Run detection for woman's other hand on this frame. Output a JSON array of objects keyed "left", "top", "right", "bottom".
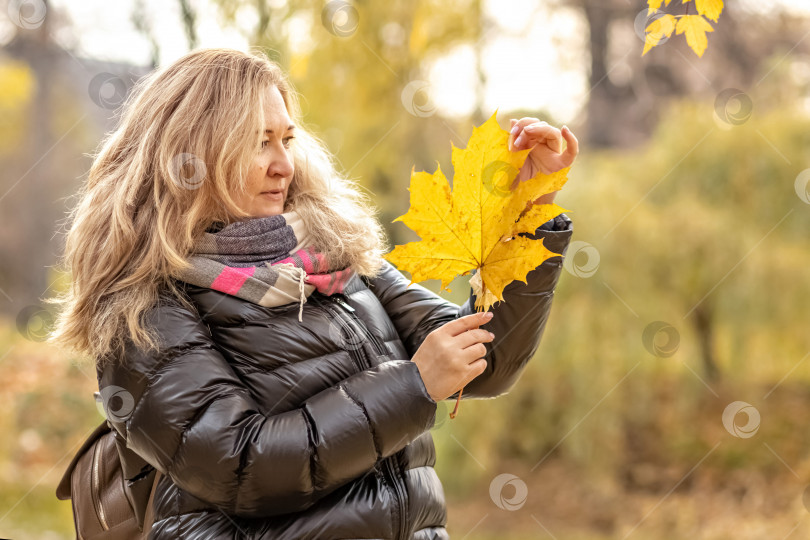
[
  {"left": 509, "top": 118, "right": 579, "bottom": 206},
  {"left": 411, "top": 311, "right": 494, "bottom": 402}
]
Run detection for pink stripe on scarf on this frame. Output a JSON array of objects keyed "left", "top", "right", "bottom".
[
  {"left": 312, "top": 251, "right": 327, "bottom": 273},
  {"left": 304, "top": 269, "right": 350, "bottom": 295},
  {"left": 328, "top": 268, "right": 348, "bottom": 295},
  {"left": 274, "top": 247, "right": 323, "bottom": 271},
  {"left": 324, "top": 269, "right": 338, "bottom": 296},
  {"left": 296, "top": 249, "right": 315, "bottom": 273},
  {"left": 305, "top": 274, "right": 333, "bottom": 294},
  {"left": 211, "top": 266, "right": 255, "bottom": 295},
  {"left": 268, "top": 247, "right": 352, "bottom": 295}
]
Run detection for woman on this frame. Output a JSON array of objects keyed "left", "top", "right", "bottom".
[{"left": 48, "top": 48, "right": 577, "bottom": 539}]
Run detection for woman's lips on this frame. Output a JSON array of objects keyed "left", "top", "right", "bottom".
[{"left": 261, "top": 190, "right": 283, "bottom": 200}]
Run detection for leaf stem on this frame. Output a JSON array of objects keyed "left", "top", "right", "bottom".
[{"left": 450, "top": 388, "right": 463, "bottom": 418}]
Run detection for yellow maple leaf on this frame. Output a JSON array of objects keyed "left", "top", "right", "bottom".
[
  {"left": 694, "top": 0, "right": 723, "bottom": 22},
  {"left": 646, "top": 0, "right": 673, "bottom": 15},
  {"left": 384, "top": 110, "right": 571, "bottom": 312},
  {"left": 643, "top": 14, "right": 677, "bottom": 56},
  {"left": 676, "top": 14, "right": 714, "bottom": 57}
]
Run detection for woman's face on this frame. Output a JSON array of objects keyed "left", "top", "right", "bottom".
[{"left": 236, "top": 85, "right": 296, "bottom": 218}]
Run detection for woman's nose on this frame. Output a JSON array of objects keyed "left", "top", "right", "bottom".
[{"left": 268, "top": 149, "right": 294, "bottom": 179}]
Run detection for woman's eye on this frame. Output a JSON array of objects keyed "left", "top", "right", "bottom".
[{"left": 260, "top": 137, "right": 294, "bottom": 150}]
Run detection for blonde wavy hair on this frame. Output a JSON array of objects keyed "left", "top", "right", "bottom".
[{"left": 45, "top": 47, "right": 388, "bottom": 368}]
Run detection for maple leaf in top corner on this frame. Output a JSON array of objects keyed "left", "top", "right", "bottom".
[
  {"left": 384, "top": 110, "right": 571, "bottom": 312},
  {"left": 694, "top": 0, "right": 724, "bottom": 23},
  {"left": 676, "top": 14, "right": 714, "bottom": 57},
  {"left": 647, "top": 0, "right": 674, "bottom": 15},
  {"left": 643, "top": 14, "right": 677, "bottom": 56}
]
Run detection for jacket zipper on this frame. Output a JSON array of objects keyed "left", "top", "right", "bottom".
[
  {"left": 331, "top": 295, "right": 389, "bottom": 357},
  {"left": 382, "top": 454, "right": 409, "bottom": 540},
  {"left": 90, "top": 439, "right": 110, "bottom": 530},
  {"left": 319, "top": 293, "right": 409, "bottom": 540},
  {"left": 323, "top": 302, "right": 366, "bottom": 372}
]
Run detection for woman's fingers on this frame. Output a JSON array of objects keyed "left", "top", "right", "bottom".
[
  {"left": 510, "top": 118, "right": 563, "bottom": 153},
  {"left": 561, "top": 125, "right": 579, "bottom": 166},
  {"left": 510, "top": 118, "right": 543, "bottom": 151},
  {"left": 524, "top": 124, "right": 563, "bottom": 153},
  {"left": 454, "top": 328, "right": 495, "bottom": 350},
  {"left": 508, "top": 118, "right": 520, "bottom": 151},
  {"left": 462, "top": 357, "right": 488, "bottom": 388},
  {"left": 507, "top": 117, "right": 579, "bottom": 176},
  {"left": 510, "top": 117, "right": 541, "bottom": 134},
  {"left": 439, "top": 311, "right": 493, "bottom": 337}
]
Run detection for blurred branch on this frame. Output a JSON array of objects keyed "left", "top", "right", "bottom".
[
  {"left": 178, "top": 0, "right": 199, "bottom": 49},
  {"left": 131, "top": 0, "right": 160, "bottom": 68},
  {"left": 255, "top": 0, "right": 270, "bottom": 43},
  {"left": 472, "top": 0, "right": 486, "bottom": 125}
]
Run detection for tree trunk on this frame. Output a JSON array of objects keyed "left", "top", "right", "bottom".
[{"left": 692, "top": 302, "right": 720, "bottom": 382}]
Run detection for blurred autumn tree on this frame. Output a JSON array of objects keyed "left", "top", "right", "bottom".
[
  {"left": 0, "top": 1, "right": 88, "bottom": 310},
  {"left": 552, "top": 0, "right": 810, "bottom": 147},
  {"left": 0, "top": 0, "right": 149, "bottom": 315}
]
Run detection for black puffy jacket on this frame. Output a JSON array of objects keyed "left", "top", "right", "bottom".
[{"left": 96, "top": 214, "right": 572, "bottom": 539}]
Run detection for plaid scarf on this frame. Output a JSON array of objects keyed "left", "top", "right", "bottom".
[{"left": 175, "top": 210, "right": 355, "bottom": 322}]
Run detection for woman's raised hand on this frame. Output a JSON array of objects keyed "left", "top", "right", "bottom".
[
  {"left": 411, "top": 311, "right": 494, "bottom": 402},
  {"left": 509, "top": 117, "right": 579, "bottom": 206}
]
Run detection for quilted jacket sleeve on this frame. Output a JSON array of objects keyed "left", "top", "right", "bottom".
[
  {"left": 369, "top": 213, "right": 573, "bottom": 399},
  {"left": 97, "top": 295, "right": 437, "bottom": 519}
]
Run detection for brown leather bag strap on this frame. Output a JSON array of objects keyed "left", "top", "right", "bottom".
[{"left": 142, "top": 470, "right": 163, "bottom": 535}]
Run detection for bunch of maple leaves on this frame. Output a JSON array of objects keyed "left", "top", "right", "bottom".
[
  {"left": 384, "top": 111, "right": 571, "bottom": 417},
  {"left": 643, "top": 0, "right": 724, "bottom": 57}
]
